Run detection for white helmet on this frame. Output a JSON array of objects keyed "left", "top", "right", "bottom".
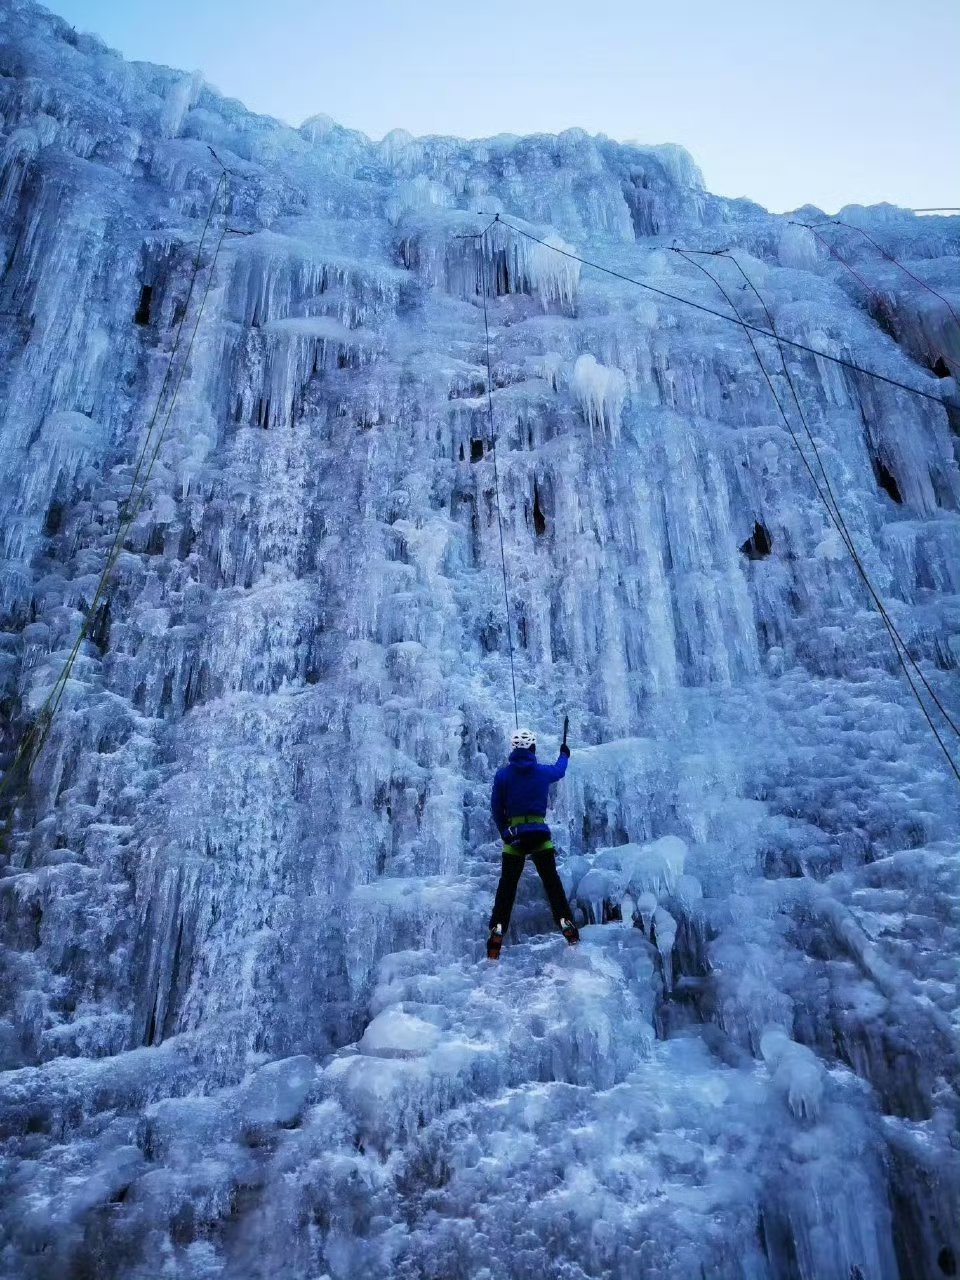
[{"left": 510, "top": 727, "right": 536, "bottom": 750}]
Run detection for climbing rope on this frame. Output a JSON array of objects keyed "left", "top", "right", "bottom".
[
  {"left": 670, "top": 246, "right": 960, "bottom": 786},
  {"left": 801, "top": 218, "right": 960, "bottom": 335},
  {"left": 792, "top": 221, "right": 889, "bottom": 317},
  {"left": 495, "top": 216, "right": 947, "bottom": 407},
  {"left": 477, "top": 223, "right": 520, "bottom": 729},
  {"left": 701, "top": 245, "right": 960, "bottom": 742},
  {"left": 0, "top": 154, "right": 231, "bottom": 810},
  {"left": 3, "top": 184, "right": 954, "bottom": 797},
  {"left": 471, "top": 213, "right": 960, "bottom": 782}
]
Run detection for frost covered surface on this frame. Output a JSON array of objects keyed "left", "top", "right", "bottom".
[{"left": 1, "top": 2, "right": 960, "bottom": 1277}]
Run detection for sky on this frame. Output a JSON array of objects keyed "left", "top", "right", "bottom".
[{"left": 43, "top": 0, "right": 959, "bottom": 214}]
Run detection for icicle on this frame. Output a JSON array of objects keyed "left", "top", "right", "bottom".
[
  {"left": 636, "top": 891, "right": 658, "bottom": 935},
  {"left": 652, "top": 906, "right": 677, "bottom": 989},
  {"left": 572, "top": 354, "right": 627, "bottom": 441},
  {"left": 760, "top": 1026, "right": 825, "bottom": 1122},
  {"left": 158, "top": 71, "right": 202, "bottom": 140}
]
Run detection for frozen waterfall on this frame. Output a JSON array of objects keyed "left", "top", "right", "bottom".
[{"left": 0, "top": 3, "right": 959, "bottom": 1278}]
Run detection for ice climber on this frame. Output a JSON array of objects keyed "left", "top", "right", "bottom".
[{"left": 487, "top": 727, "right": 579, "bottom": 960}]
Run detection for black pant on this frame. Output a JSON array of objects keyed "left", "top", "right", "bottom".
[{"left": 489, "top": 844, "right": 573, "bottom": 931}]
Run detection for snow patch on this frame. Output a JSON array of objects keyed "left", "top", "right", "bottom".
[{"left": 359, "top": 1007, "right": 442, "bottom": 1058}]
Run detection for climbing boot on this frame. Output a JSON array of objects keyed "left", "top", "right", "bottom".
[
  {"left": 561, "top": 918, "right": 580, "bottom": 946},
  {"left": 487, "top": 924, "right": 503, "bottom": 961}
]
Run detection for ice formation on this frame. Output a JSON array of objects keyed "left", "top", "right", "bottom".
[
  {"left": 1, "top": 2, "right": 959, "bottom": 1277},
  {"left": 572, "top": 353, "right": 628, "bottom": 441}
]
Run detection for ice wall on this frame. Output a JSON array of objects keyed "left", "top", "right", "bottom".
[{"left": 1, "top": 3, "right": 959, "bottom": 1278}]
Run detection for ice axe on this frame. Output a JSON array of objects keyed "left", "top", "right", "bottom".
[{"left": 562, "top": 715, "right": 569, "bottom": 749}]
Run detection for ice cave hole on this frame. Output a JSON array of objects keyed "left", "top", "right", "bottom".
[
  {"left": 931, "top": 355, "right": 952, "bottom": 379},
  {"left": 870, "top": 299, "right": 899, "bottom": 344},
  {"left": 939, "top": 1245, "right": 957, "bottom": 1276},
  {"left": 532, "top": 482, "right": 547, "bottom": 536},
  {"left": 134, "top": 284, "right": 153, "bottom": 326},
  {"left": 872, "top": 456, "right": 903, "bottom": 504},
  {"left": 470, "top": 439, "right": 484, "bottom": 463},
  {"left": 89, "top": 598, "right": 111, "bottom": 652},
  {"left": 492, "top": 249, "right": 513, "bottom": 297},
  {"left": 43, "top": 499, "right": 64, "bottom": 537},
  {"left": 740, "top": 521, "right": 772, "bottom": 559}
]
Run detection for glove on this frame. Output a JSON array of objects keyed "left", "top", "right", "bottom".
[
  {"left": 560, "top": 743, "right": 571, "bottom": 758},
  {"left": 501, "top": 827, "right": 516, "bottom": 843}
]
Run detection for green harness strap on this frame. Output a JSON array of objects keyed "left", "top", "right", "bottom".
[
  {"left": 502, "top": 815, "right": 553, "bottom": 856},
  {"left": 504, "top": 824, "right": 555, "bottom": 855},
  {"left": 503, "top": 838, "right": 554, "bottom": 855}
]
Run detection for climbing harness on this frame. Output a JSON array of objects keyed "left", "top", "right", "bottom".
[
  {"left": 503, "top": 835, "right": 554, "bottom": 855},
  {"left": 0, "top": 150, "right": 231, "bottom": 809},
  {"left": 502, "top": 813, "right": 554, "bottom": 856},
  {"left": 670, "top": 245, "right": 960, "bottom": 786}
]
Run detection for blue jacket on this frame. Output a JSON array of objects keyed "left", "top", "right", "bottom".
[{"left": 491, "top": 747, "right": 568, "bottom": 840}]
